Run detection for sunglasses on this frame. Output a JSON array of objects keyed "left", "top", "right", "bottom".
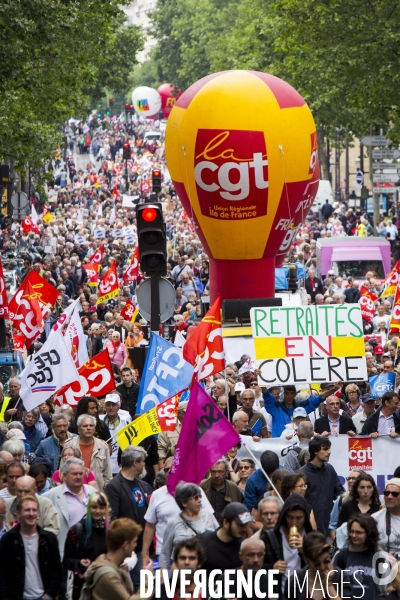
[
  {"left": 250, "top": 382, "right": 258, "bottom": 387},
  {"left": 384, "top": 491, "right": 400, "bottom": 498},
  {"left": 346, "top": 477, "right": 358, "bottom": 482}
]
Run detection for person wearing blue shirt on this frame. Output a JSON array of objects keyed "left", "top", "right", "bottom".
[{"left": 256, "top": 377, "right": 339, "bottom": 438}]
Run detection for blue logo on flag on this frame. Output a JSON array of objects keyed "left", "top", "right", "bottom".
[
  {"left": 369, "top": 373, "right": 395, "bottom": 398},
  {"left": 136, "top": 334, "right": 194, "bottom": 414}
]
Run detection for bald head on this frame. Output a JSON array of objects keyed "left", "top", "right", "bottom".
[
  {"left": 0, "top": 451, "right": 13, "bottom": 464},
  {"left": 16, "top": 475, "right": 37, "bottom": 498}
]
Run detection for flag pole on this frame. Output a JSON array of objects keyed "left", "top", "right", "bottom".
[
  {"left": 241, "top": 441, "right": 283, "bottom": 502},
  {"left": 224, "top": 368, "right": 231, "bottom": 422}
]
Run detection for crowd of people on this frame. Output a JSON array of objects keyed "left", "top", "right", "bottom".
[{"left": 1, "top": 113, "right": 400, "bottom": 599}]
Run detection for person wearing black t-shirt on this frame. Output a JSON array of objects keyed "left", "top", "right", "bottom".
[
  {"left": 116, "top": 368, "right": 140, "bottom": 417},
  {"left": 196, "top": 502, "right": 254, "bottom": 574}
]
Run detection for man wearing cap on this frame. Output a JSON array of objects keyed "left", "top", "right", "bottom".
[
  {"left": 100, "top": 394, "right": 131, "bottom": 476},
  {"left": 352, "top": 394, "right": 378, "bottom": 434},
  {"left": 157, "top": 401, "right": 187, "bottom": 469},
  {"left": 280, "top": 406, "right": 308, "bottom": 440},
  {"left": 314, "top": 395, "right": 356, "bottom": 436},
  {"left": 361, "top": 391, "right": 400, "bottom": 437},
  {"left": 195, "top": 502, "right": 253, "bottom": 574},
  {"left": 373, "top": 478, "right": 400, "bottom": 555}
]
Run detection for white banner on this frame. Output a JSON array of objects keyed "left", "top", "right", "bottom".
[
  {"left": 63, "top": 302, "right": 89, "bottom": 368},
  {"left": 237, "top": 436, "right": 400, "bottom": 494},
  {"left": 93, "top": 229, "right": 105, "bottom": 239},
  {"left": 20, "top": 329, "right": 80, "bottom": 412}
]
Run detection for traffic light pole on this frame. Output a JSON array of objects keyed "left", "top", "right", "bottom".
[
  {"left": 125, "top": 159, "right": 129, "bottom": 192},
  {"left": 150, "top": 275, "right": 160, "bottom": 333}
]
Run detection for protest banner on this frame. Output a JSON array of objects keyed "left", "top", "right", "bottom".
[
  {"left": 237, "top": 436, "right": 400, "bottom": 494},
  {"left": 88, "top": 245, "right": 104, "bottom": 265},
  {"left": 117, "top": 395, "right": 178, "bottom": 451},
  {"left": 369, "top": 373, "right": 396, "bottom": 397},
  {"left": 83, "top": 263, "right": 99, "bottom": 287},
  {"left": 251, "top": 305, "right": 367, "bottom": 385},
  {"left": 359, "top": 286, "right": 377, "bottom": 323},
  {"left": 120, "top": 299, "right": 139, "bottom": 323},
  {"left": 136, "top": 334, "right": 194, "bottom": 414},
  {"left": 97, "top": 262, "right": 119, "bottom": 304}
]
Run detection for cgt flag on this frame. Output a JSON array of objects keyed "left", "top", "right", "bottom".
[
  {"left": 55, "top": 349, "right": 115, "bottom": 406},
  {"left": 88, "top": 244, "right": 105, "bottom": 265},
  {"left": 123, "top": 248, "right": 140, "bottom": 283},
  {"left": 20, "top": 328, "right": 80, "bottom": 412},
  {"left": 359, "top": 285, "right": 378, "bottom": 323},
  {"left": 83, "top": 262, "right": 99, "bottom": 287},
  {"left": 9, "top": 271, "right": 59, "bottom": 348},
  {"left": 136, "top": 334, "right": 193, "bottom": 414},
  {"left": 117, "top": 395, "right": 178, "bottom": 451},
  {"left": 369, "top": 372, "right": 396, "bottom": 398},
  {"left": 390, "top": 286, "right": 400, "bottom": 329},
  {"left": 97, "top": 261, "right": 119, "bottom": 304},
  {"left": 381, "top": 261, "right": 400, "bottom": 298},
  {"left": 183, "top": 296, "right": 225, "bottom": 380},
  {"left": 167, "top": 381, "right": 240, "bottom": 495},
  {"left": 43, "top": 207, "right": 54, "bottom": 224},
  {"left": 120, "top": 299, "right": 139, "bottom": 323}
]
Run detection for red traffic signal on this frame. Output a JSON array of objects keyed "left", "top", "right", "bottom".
[
  {"left": 123, "top": 142, "right": 131, "bottom": 160},
  {"left": 142, "top": 207, "right": 157, "bottom": 222},
  {"left": 152, "top": 170, "right": 161, "bottom": 177}
]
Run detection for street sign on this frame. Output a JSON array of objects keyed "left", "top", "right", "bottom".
[
  {"left": 136, "top": 277, "right": 175, "bottom": 322},
  {"left": 356, "top": 171, "right": 363, "bottom": 185},
  {"left": 373, "top": 163, "right": 400, "bottom": 170},
  {"left": 372, "top": 174, "right": 399, "bottom": 183},
  {"left": 373, "top": 149, "right": 400, "bottom": 159},
  {"left": 10, "top": 192, "right": 28, "bottom": 209},
  {"left": 372, "top": 187, "right": 397, "bottom": 194},
  {"left": 360, "top": 135, "right": 389, "bottom": 146}
]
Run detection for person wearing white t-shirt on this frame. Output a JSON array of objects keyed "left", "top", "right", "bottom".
[
  {"left": 373, "top": 478, "right": 400, "bottom": 556},
  {"left": 141, "top": 456, "right": 214, "bottom": 569},
  {"left": 99, "top": 393, "right": 130, "bottom": 475}
]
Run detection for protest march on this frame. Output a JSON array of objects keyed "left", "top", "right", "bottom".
[{"left": 1, "top": 112, "right": 400, "bottom": 600}]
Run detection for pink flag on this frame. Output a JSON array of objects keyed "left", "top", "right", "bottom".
[{"left": 167, "top": 381, "right": 240, "bottom": 494}]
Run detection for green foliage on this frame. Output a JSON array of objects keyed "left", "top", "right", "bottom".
[
  {"left": 131, "top": 49, "right": 164, "bottom": 90},
  {"left": 0, "top": 0, "right": 143, "bottom": 171}
]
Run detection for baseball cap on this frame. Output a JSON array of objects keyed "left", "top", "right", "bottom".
[
  {"left": 221, "top": 502, "right": 255, "bottom": 525},
  {"left": 361, "top": 393, "right": 375, "bottom": 403},
  {"left": 374, "top": 345, "right": 384, "bottom": 355},
  {"left": 235, "top": 382, "right": 246, "bottom": 392},
  {"left": 105, "top": 394, "right": 121, "bottom": 404},
  {"left": 386, "top": 478, "right": 400, "bottom": 490},
  {"left": 293, "top": 407, "right": 308, "bottom": 418}
]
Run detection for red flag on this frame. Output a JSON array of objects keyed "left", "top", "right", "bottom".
[
  {"left": 12, "top": 334, "right": 26, "bottom": 351},
  {"left": 123, "top": 248, "right": 139, "bottom": 283},
  {"left": 183, "top": 296, "right": 225, "bottom": 380},
  {"left": 55, "top": 349, "right": 115, "bottom": 406},
  {"left": 83, "top": 262, "right": 99, "bottom": 286},
  {"left": 390, "top": 286, "right": 400, "bottom": 329},
  {"left": 22, "top": 218, "right": 40, "bottom": 235},
  {"left": 88, "top": 245, "right": 104, "bottom": 265},
  {"left": 0, "top": 258, "right": 10, "bottom": 318},
  {"left": 167, "top": 381, "right": 240, "bottom": 495},
  {"left": 97, "top": 262, "right": 119, "bottom": 304},
  {"left": 381, "top": 261, "right": 400, "bottom": 298},
  {"left": 9, "top": 271, "right": 59, "bottom": 348},
  {"left": 120, "top": 299, "right": 139, "bottom": 322},
  {"left": 358, "top": 285, "right": 378, "bottom": 323}
]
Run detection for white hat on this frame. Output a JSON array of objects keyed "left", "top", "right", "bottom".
[
  {"left": 7, "top": 429, "right": 26, "bottom": 441},
  {"left": 105, "top": 394, "right": 121, "bottom": 404},
  {"left": 235, "top": 382, "right": 246, "bottom": 392}
]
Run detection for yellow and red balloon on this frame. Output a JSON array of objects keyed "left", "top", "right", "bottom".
[{"left": 165, "top": 70, "right": 319, "bottom": 302}]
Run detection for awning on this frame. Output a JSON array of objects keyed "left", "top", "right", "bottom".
[{"left": 331, "top": 247, "right": 382, "bottom": 262}]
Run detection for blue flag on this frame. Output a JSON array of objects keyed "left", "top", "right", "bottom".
[
  {"left": 369, "top": 373, "right": 396, "bottom": 398},
  {"left": 136, "top": 334, "right": 194, "bottom": 414}
]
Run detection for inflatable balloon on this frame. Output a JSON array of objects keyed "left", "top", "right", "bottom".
[
  {"left": 157, "top": 83, "right": 181, "bottom": 118},
  {"left": 132, "top": 86, "right": 162, "bottom": 118},
  {"left": 165, "top": 70, "right": 319, "bottom": 302}
]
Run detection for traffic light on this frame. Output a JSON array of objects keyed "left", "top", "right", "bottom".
[
  {"left": 152, "top": 169, "right": 162, "bottom": 194},
  {"left": 123, "top": 142, "right": 131, "bottom": 161},
  {"left": 97, "top": 112, "right": 102, "bottom": 119},
  {"left": 109, "top": 97, "right": 114, "bottom": 108},
  {"left": 125, "top": 104, "right": 135, "bottom": 114},
  {"left": 136, "top": 203, "right": 167, "bottom": 276}
]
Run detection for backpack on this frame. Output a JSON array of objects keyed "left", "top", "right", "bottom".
[{"left": 78, "top": 566, "right": 121, "bottom": 600}]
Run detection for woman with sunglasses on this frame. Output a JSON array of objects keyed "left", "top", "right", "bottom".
[
  {"left": 333, "top": 514, "right": 380, "bottom": 600},
  {"left": 63, "top": 491, "right": 110, "bottom": 599},
  {"left": 236, "top": 458, "right": 256, "bottom": 492},
  {"left": 286, "top": 531, "right": 352, "bottom": 600},
  {"left": 337, "top": 473, "right": 381, "bottom": 528},
  {"left": 373, "top": 479, "right": 400, "bottom": 556},
  {"left": 248, "top": 379, "right": 264, "bottom": 411}
]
